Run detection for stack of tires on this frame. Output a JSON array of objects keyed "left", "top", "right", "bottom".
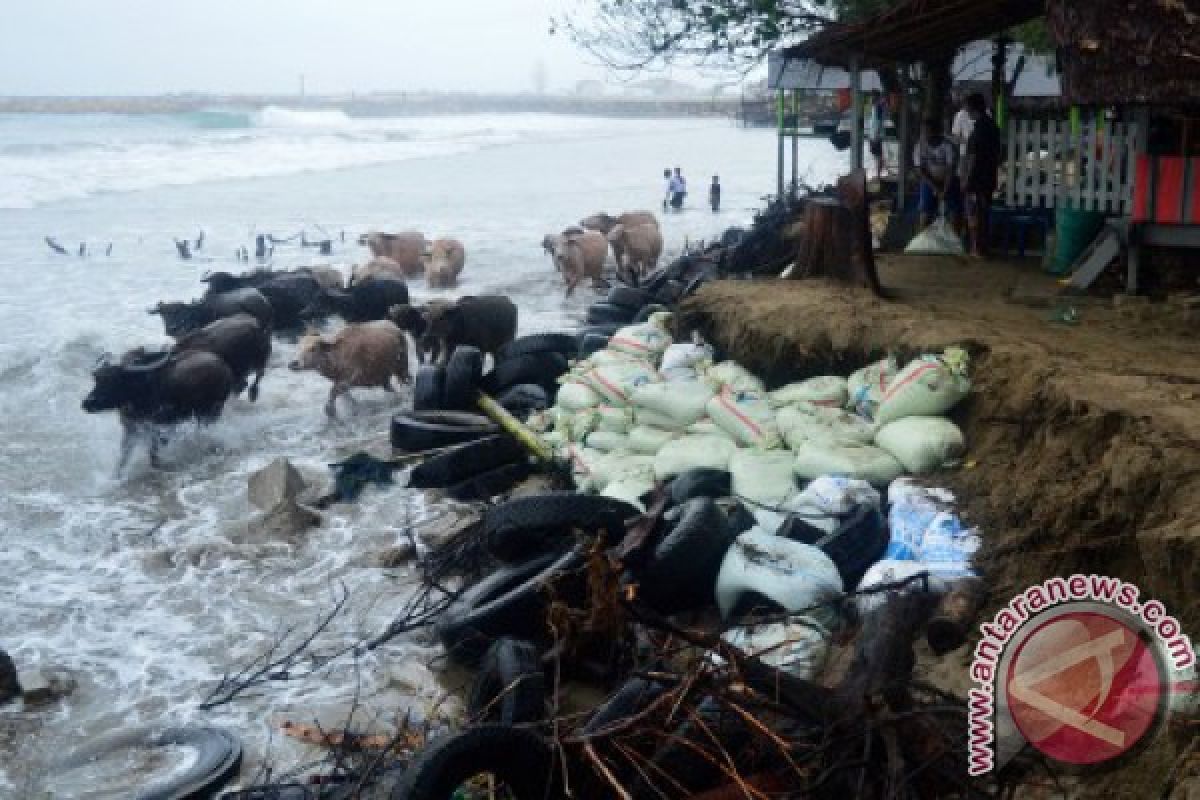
[{"left": 582, "top": 286, "right": 668, "bottom": 338}]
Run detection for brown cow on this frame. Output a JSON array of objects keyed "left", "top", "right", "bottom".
[
  {"left": 289, "top": 321, "right": 410, "bottom": 417},
  {"left": 552, "top": 230, "right": 608, "bottom": 296},
  {"left": 608, "top": 222, "right": 663, "bottom": 283},
  {"left": 361, "top": 231, "right": 427, "bottom": 278},
  {"left": 424, "top": 238, "right": 466, "bottom": 289}
]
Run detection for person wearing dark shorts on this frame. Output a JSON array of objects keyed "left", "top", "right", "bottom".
[
  {"left": 963, "top": 93, "right": 1002, "bottom": 258},
  {"left": 914, "top": 118, "right": 961, "bottom": 230}
]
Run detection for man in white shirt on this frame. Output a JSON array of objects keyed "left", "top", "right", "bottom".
[
  {"left": 668, "top": 167, "right": 687, "bottom": 210},
  {"left": 951, "top": 94, "right": 975, "bottom": 181},
  {"left": 914, "top": 117, "right": 961, "bottom": 229}
]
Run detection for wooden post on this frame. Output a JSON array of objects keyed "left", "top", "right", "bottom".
[
  {"left": 791, "top": 91, "right": 800, "bottom": 195},
  {"left": 897, "top": 66, "right": 911, "bottom": 212},
  {"left": 850, "top": 56, "right": 864, "bottom": 173},
  {"left": 777, "top": 91, "right": 786, "bottom": 198}
]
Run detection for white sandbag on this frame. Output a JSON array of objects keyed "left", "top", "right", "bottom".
[
  {"left": 705, "top": 361, "right": 766, "bottom": 394},
  {"left": 631, "top": 381, "right": 715, "bottom": 427},
  {"left": 661, "top": 366, "right": 701, "bottom": 383},
  {"left": 541, "top": 430, "right": 566, "bottom": 449},
  {"left": 688, "top": 418, "right": 723, "bottom": 437},
  {"left": 601, "top": 471, "right": 656, "bottom": 512},
  {"left": 561, "top": 445, "right": 616, "bottom": 491},
  {"left": 557, "top": 380, "right": 602, "bottom": 412},
  {"left": 581, "top": 360, "right": 661, "bottom": 406},
  {"left": 769, "top": 376, "right": 848, "bottom": 410},
  {"left": 584, "top": 431, "right": 630, "bottom": 453},
  {"left": 653, "top": 434, "right": 737, "bottom": 481},
  {"left": 647, "top": 311, "right": 673, "bottom": 329},
  {"left": 874, "top": 348, "right": 970, "bottom": 425},
  {"left": 918, "top": 511, "right": 980, "bottom": 580},
  {"left": 526, "top": 410, "right": 553, "bottom": 433},
  {"left": 579, "top": 348, "right": 643, "bottom": 368},
  {"left": 856, "top": 560, "right": 932, "bottom": 614},
  {"left": 660, "top": 339, "right": 714, "bottom": 374},
  {"left": 628, "top": 425, "right": 678, "bottom": 455},
  {"left": 778, "top": 403, "right": 876, "bottom": 449},
  {"left": 793, "top": 442, "right": 905, "bottom": 486},
  {"left": 634, "top": 407, "right": 689, "bottom": 431},
  {"left": 847, "top": 356, "right": 899, "bottom": 419},
  {"left": 885, "top": 479, "right": 955, "bottom": 560},
  {"left": 730, "top": 449, "right": 797, "bottom": 508},
  {"left": 754, "top": 475, "right": 881, "bottom": 536},
  {"left": 707, "top": 389, "right": 782, "bottom": 449},
  {"left": 721, "top": 617, "right": 831, "bottom": 680},
  {"left": 875, "top": 416, "right": 966, "bottom": 474},
  {"left": 608, "top": 322, "right": 673, "bottom": 362}
]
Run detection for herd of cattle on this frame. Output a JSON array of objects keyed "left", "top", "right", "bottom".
[{"left": 81, "top": 209, "right": 657, "bottom": 473}]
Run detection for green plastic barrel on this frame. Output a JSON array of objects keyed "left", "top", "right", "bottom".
[{"left": 1052, "top": 208, "right": 1106, "bottom": 275}]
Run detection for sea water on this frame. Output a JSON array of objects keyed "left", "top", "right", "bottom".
[{"left": 0, "top": 107, "right": 844, "bottom": 794}]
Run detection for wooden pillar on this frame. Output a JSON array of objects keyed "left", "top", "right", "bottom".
[
  {"left": 1128, "top": 105, "right": 1152, "bottom": 294},
  {"left": 791, "top": 91, "right": 800, "bottom": 196},
  {"left": 897, "top": 66, "right": 911, "bottom": 212},
  {"left": 777, "top": 90, "right": 786, "bottom": 197},
  {"left": 850, "top": 56, "right": 864, "bottom": 173}
]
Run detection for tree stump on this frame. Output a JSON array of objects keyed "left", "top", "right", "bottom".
[{"left": 790, "top": 169, "right": 883, "bottom": 296}]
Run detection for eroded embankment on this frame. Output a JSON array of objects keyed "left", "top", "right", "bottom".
[{"left": 679, "top": 280, "right": 1200, "bottom": 636}]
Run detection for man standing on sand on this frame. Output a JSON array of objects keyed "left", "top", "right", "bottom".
[
  {"left": 963, "top": 93, "right": 1002, "bottom": 258},
  {"left": 914, "top": 118, "right": 960, "bottom": 230}
]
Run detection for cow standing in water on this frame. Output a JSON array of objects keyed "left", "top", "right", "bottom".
[{"left": 289, "top": 321, "right": 411, "bottom": 417}]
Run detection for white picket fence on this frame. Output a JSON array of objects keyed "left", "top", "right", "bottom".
[{"left": 1004, "top": 117, "right": 1141, "bottom": 214}]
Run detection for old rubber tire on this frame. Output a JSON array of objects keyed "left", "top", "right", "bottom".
[
  {"left": 638, "top": 498, "right": 734, "bottom": 614},
  {"left": 586, "top": 302, "right": 636, "bottom": 326},
  {"left": 607, "top": 286, "right": 653, "bottom": 311},
  {"left": 413, "top": 365, "right": 446, "bottom": 412},
  {"left": 445, "top": 462, "right": 534, "bottom": 503},
  {"left": 483, "top": 351, "right": 568, "bottom": 394},
  {"left": 409, "top": 435, "right": 525, "bottom": 490},
  {"left": 391, "top": 411, "right": 496, "bottom": 452},
  {"left": 443, "top": 346, "right": 483, "bottom": 411},
  {"left": 496, "top": 333, "right": 578, "bottom": 362},
  {"left": 436, "top": 545, "right": 586, "bottom": 664},
  {"left": 633, "top": 303, "right": 669, "bottom": 324},
  {"left": 495, "top": 384, "right": 550, "bottom": 418},
  {"left": 483, "top": 493, "right": 637, "bottom": 562},
  {"left": 55, "top": 726, "right": 241, "bottom": 800},
  {"left": 668, "top": 469, "right": 732, "bottom": 506},
  {"left": 467, "top": 638, "right": 546, "bottom": 726},
  {"left": 579, "top": 323, "right": 621, "bottom": 339},
  {"left": 577, "top": 332, "right": 610, "bottom": 358},
  {"left": 581, "top": 677, "right": 669, "bottom": 735},
  {"left": 779, "top": 505, "right": 888, "bottom": 590},
  {"left": 391, "top": 726, "right": 556, "bottom": 800}
]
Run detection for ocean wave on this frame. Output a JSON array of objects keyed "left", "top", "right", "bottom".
[{"left": 252, "top": 106, "right": 355, "bottom": 129}]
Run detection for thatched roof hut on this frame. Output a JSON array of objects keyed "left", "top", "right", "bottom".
[{"left": 1047, "top": 0, "right": 1200, "bottom": 108}]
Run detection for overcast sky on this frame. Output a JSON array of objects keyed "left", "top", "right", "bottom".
[{"left": 0, "top": 0, "right": 731, "bottom": 95}]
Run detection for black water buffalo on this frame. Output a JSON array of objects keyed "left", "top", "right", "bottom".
[
  {"left": 390, "top": 295, "right": 516, "bottom": 365},
  {"left": 203, "top": 270, "right": 321, "bottom": 330},
  {"left": 151, "top": 288, "right": 274, "bottom": 338},
  {"left": 171, "top": 313, "right": 271, "bottom": 401},
  {"left": 301, "top": 276, "right": 410, "bottom": 323},
  {"left": 83, "top": 350, "right": 234, "bottom": 474}
]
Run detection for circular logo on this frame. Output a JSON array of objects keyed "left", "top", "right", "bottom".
[{"left": 1004, "top": 605, "right": 1168, "bottom": 767}]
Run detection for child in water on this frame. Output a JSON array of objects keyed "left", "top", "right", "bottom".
[{"left": 709, "top": 176, "right": 721, "bottom": 212}]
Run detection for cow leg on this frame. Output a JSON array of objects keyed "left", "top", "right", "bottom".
[
  {"left": 248, "top": 367, "right": 264, "bottom": 403},
  {"left": 115, "top": 429, "right": 137, "bottom": 478},
  {"left": 325, "top": 384, "right": 342, "bottom": 417},
  {"left": 149, "top": 431, "right": 165, "bottom": 469}
]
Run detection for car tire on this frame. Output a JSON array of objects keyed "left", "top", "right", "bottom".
[
  {"left": 496, "top": 333, "right": 578, "bottom": 362},
  {"left": 413, "top": 365, "right": 446, "bottom": 412},
  {"left": 638, "top": 498, "right": 733, "bottom": 614},
  {"left": 391, "top": 411, "right": 497, "bottom": 452},
  {"left": 55, "top": 726, "right": 241, "bottom": 800},
  {"left": 607, "top": 286, "right": 653, "bottom": 311},
  {"left": 668, "top": 469, "right": 732, "bottom": 506},
  {"left": 391, "top": 726, "right": 556, "bottom": 800},
  {"left": 495, "top": 384, "right": 550, "bottom": 418},
  {"left": 445, "top": 462, "right": 534, "bottom": 503},
  {"left": 467, "top": 638, "right": 546, "bottom": 726},
  {"left": 443, "top": 346, "right": 484, "bottom": 411},
  {"left": 483, "top": 493, "right": 637, "bottom": 562},
  {"left": 586, "top": 302, "right": 636, "bottom": 327},
  {"left": 409, "top": 435, "right": 526, "bottom": 490},
  {"left": 483, "top": 351, "right": 568, "bottom": 394},
  {"left": 779, "top": 505, "right": 888, "bottom": 590},
  {"left": 577, "top": 332, "right": 610, "bottom": 358}
]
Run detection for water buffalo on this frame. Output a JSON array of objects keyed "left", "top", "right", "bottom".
[
  {"left": 203, "top": 270, "right": 320, "bottom": 330},
  {"left": 391, "top": 295, "right": 516, "bottom": 366},
  {"left": 151, "top": 288, "right": 274, "bottom": 338},
  {"left": 301, "top": 277, "right": 410, "bottom": 324},
  {"left": 289, "top": 321, "right": 410, "bottom": 417},
  {"left": 423, "top": 238, "right": 466, "bottom": 289},
  {"left": 360, "top": 231, "right": 427, "bottom": 278},
  {"left": 83, "top": 350, "right": 235, "bottom": 474},
  {"left": 580, "top": 210, "right": 659, "bottom": 235},
  {"left": 171, "top": 313, "right": 271, "bottom": 402}
]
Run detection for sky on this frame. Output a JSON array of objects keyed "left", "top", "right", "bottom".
[{"left": 0, "top": 0, "right": 729, "bottom": 96}]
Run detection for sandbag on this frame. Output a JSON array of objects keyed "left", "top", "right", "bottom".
[
  {"left": 874, "top": 348, "right": 970, "bottom": 425},
  {"left": 754, "top": 475, "right": 880, "bottom": 536},
  {"left": 578, "top": 349, "right": 642, "bottom": 368},
  {"left": 847, "top": 357, "right": 898, "bottom": 419},
  {"left": 688, "top": 418, "right": 724, "bottom": 437},
  {"left": 705, "top": 361, "right": 766, "bottom": 394},
  {"left": 777, "top": 403, "right": 876, "bottom": 449},
  {"left": 874, "top": 416, "right": 965, "bottom": 474},
  {"left": 660, "top": 339, "right": 714, "bottom": 377},
  {"left": 557, "top": 380, "right": 602, "bottom": 412},
  {"left": 647, "top": 311, "right": 673, "bottom": 329},
  {"left": 631, "top": 381, "right": 714, "bottom": 428},
  {"left": 561, "top": 445, "right": 615, "bottom": 491},
  {"left": 855, "top": 560, "right": 932, "bottom": 614},
  {"left": 634, "top": 407, "right": 689, "bottom": 431},
  {"left": 584, "top": 431, "right": 630, "bottom": 453},
  {"left": 541, "top": 430, "right": 566, "bottom": 449},
  {"left": 793, "top": 442, "right": 905, "bottom": 486},
  {"left": 608, "top": 322, "right": 673, "bottom": 362},
  {"left": 730, "top": 449, "right": 797, "bottom": 508},
  {"left": 601, "top": 471, "right": 656, "bottom": 512},
  {"left": 885, "top": 479, "right": 955, "bottom": 560},
  {"left": 581, "top": 360, "right": 661, "bottom": 406},
  {"left": 653, "top": 435, "right": 737, "bottom": 481},
  {"left": 769, "top": 376, "right": 848, "bottom": 410},
  {"left": 707, "top": 390, "right": 782, "bottom": 449},
  {"left": 721, "top": 617, "right": 831, "bottom": 680},
  {"left": 918, "top": 511, "right": 980, "bottom": 580},
  {"left": 628, "top": 425, "right": 678, "bottom": 455}
]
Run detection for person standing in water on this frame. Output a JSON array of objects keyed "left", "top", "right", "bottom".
[
  {"left": 709, "top": 176, "right": 721, "bottom": 212},
  {"left": 661, "top": 168, "right": 673, "bottom": 211},
  {"left": 668, "top": 167, "right": 687, "bottom": 211}
]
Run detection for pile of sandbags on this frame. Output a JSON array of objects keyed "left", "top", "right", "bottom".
[{"left": 532, "top": 324, "right": 973, "bottom": 511}]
